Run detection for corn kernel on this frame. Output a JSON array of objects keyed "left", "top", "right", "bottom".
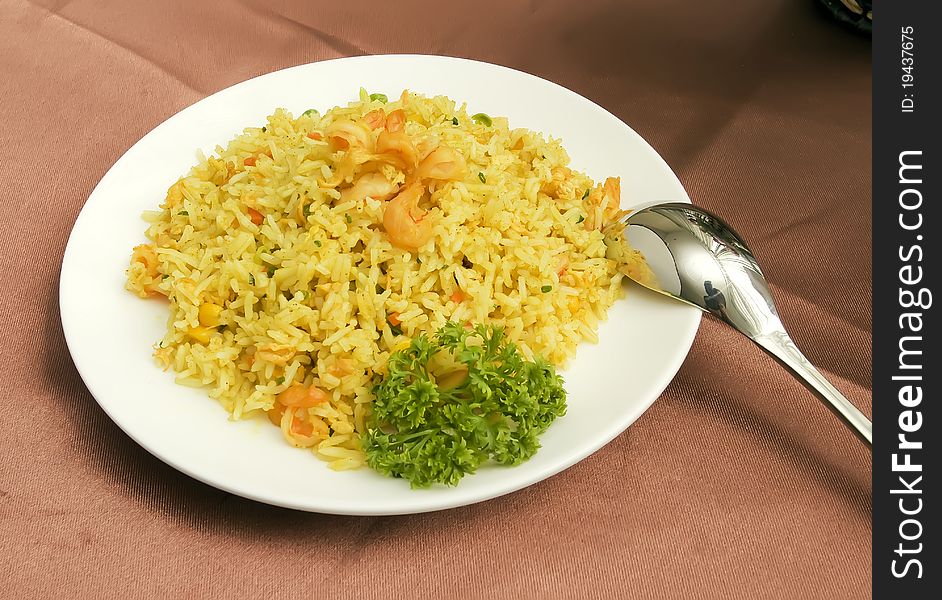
[
  {"left": 198, "top": 303, "right": 223, "bottom": 327},
  {"left": 188, "top": 326, "right": 213, "bottom": 344}
]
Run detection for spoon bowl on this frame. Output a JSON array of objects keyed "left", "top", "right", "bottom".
[{"left": 606, "top": 202, "right": 872, "bottom": 447}]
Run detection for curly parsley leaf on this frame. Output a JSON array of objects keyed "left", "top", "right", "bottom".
[{"left": 364, "top": 322, "right": 566, "bottom": 487}]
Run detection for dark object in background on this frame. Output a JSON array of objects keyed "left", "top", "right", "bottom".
[{"left": 816, "top": 0, "right": 872, "bottom": 35}]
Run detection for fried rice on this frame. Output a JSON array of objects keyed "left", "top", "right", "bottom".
[{"left": 125, "top": 89, "right": 642, "bottom": 470}]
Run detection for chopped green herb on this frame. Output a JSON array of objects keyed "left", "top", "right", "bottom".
[
  {"left": 301, "top": 108, "right": 318, "bottom": 118},
  {"left": 576, "top": 215, "right": 585, "bottom": 223},
  {"left": 261, "top": 126, "right": 267, "bottom": 132},
  {"left": 369, "top": 93, "right": 388, "bottom": 103},
  {"left": 452, "top": 117, "right": 459, "bottom": 125},
  {"left": 541, "top": 285, "right": 553, "bottom": 293},
  {"left": 216, "top": 325, "right": 227, "bottom": 332},
  {"left": 388, "top": 321, "right": 403, "bottom": 337},
  {"left": 364, "top": 322, "right": 566, "bottom": 488},
  {"left": 275, "top": 376, "right": 285, "bottom": 385},
  {"left": 581, "top": 189, "right": 590, "bottom": 200},
  {"left": 248, "top": 274, "right": 255, "bottom": 285},
  {"left": 162, "top": 274, "right": 170, "bottom": 280},
  {"left": 267, "top": 266, "right": 276, "bottom": 278},
  {"left": 314, "top": 239, "right": 322, "bottom": 247},
  {"left": 345, "top": 214, "right": 353, "bottom": 224},
  {"left": 471, "top": 113, "right": 492, "bottom": 126},
  {"left": 178, "top": 210, "right": 188, "bottom": 216},
  {"left": 478, "top": 172, "right": 486, "bottom": 183},
  {"left": 303, "top": 203, "right": 313, "bottom": 217}
]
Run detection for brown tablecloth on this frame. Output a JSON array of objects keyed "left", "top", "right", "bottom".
[{"left": 0, "top": 0, "right": 872, "bottom": 597}]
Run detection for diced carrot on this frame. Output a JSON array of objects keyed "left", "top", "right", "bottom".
[
  {"left": 263, "top": 150, "right": 273, "bottom": 158},
  {"left": 330, "top": 136, "right": 349, "bottom": 150},
  {"left": 385, "top": 109, "right": 406, "bottom": 133},
  {"left": 362, "top": 109, "right": 386, "bottom": 130},
  {"left": 450, "top": 290, "right": 465, "bottom": 303},
  {"left": 244, "top": 156, "right": 257, "bottom": 167},
  {"left": 307, "top": 131, "right": 322, "bottom": 140},
  {"left": 387, "top": 312, "right": 402, "bottom": 326},
  {"left": 247, "top": 207, "right": 264, "bottom": 226}
]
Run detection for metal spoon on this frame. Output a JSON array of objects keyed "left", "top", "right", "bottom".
[{"left": 603, "top": 202, "right": 872, "bottom": 447}]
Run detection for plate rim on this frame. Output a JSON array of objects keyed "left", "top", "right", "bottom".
[{"left": 59, "top": 54, "right": 701, "bottom": 515}]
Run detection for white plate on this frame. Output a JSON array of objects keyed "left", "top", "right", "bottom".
[{"left": 60, "top": 55, "right": 700, "bottom": 515}]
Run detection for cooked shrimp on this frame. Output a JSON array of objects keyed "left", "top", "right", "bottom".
[
  {"left": 362, "top": 109, "right": 386, "bottom": 130},
  {"left": 325, "top": 118, "right": 373, "bottom": 151},
  {"left": 540, "top": 166, "right": 572, "bottom": 196},
  {"left": 584, "top": 176, "right": 622, "bottom": 230},
  {"left": 280, "top": 407, "right": 329, "bottom": 447},
  {"left": 383, "top": 182, "right": 433, "bottom": 250},
  {"left": 163, "top": 180, "right": 185, "bottom": 210},
  {"left": 131, "top": 244, "right": 159, "bottom": 278},
  {"left": 340, "top": 172, "right": 399, "bottom": 203},
  {"left": 385, "top": 109, "right": 406, "bottom": 133},
  {"left": 413, "top": 134, "right": 440, "bottom": 162},
  {"left": 375, "top": 129, "right": 418, "bottom": 172},
  {"left": 415, "top": 145, "right": 467, "bottom": 181},
  {"left": 255, "top": 343, "right": 297, "bottom": 365},
  {"left": 324, "top": 146, "right": 373, "bottom": 187},
  {"left": 127, "top": 243, "right": 165, "bottom": 298}
]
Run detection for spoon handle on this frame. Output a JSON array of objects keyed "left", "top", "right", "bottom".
[{"left": 753, "top": 329, "right": 872, "bottom": 447}]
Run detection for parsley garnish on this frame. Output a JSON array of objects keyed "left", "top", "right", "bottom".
[
  {"left": 301, "top": 109, "right": 318, "bottom": 118},
  {"left": 178, "top": 210, "right": 188, "bottom": 216},
  {"left": 248, "top": 274, "right": 255, "bottom": 285},
  {"left": 369, "top": 93, "right": 388, "bottom": 103},
  {"left": 478, "top": 172, "right": 486, "bottom": 183},
  {"left": 275, "top": 376, "right": 285, "bottom": 385},
  {"left": 364, "top": 323, "right": 566, "bottom": 488},
  {"left": 541, "top": 285, "right": 552, "bottom": 293},
  {"left": 581, "top": 189, "right": 590, "bottom": 200},
  {"left": 452, "top": 117, "right": 459, "bottom": 125},
  {"left": 576, "top": 215, "right": 585, "bottom": 224}
]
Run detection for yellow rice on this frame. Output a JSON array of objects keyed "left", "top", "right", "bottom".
[{"left": 126, "top": 89, "right": 630, "bottom": 470}]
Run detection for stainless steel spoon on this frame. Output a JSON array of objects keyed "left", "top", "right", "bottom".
[{"left": 603, "top": 202, "right": 872, "bottom": 447}]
